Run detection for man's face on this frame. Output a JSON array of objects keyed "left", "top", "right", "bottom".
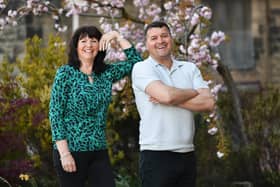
[{"left": 145, "top": 26, "right": 172, "bottom": 60}]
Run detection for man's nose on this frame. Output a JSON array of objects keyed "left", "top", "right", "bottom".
[{"left": 157, "top": 37, "right": 164, "bottom": 43}]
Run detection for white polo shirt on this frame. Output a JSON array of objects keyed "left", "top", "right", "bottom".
[{"left": 132, "top": 56, "right": 208, "bottom": 152}]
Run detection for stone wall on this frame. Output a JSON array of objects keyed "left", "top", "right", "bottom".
[
  {"left": 270, "top": 0, "right": 280, "bottom": 86},
  {"left": 0, "top": 24, "right": 26, "bottom": 62},
  {"left": 231, "top": 0, "right": 280, "bottom": 88}
]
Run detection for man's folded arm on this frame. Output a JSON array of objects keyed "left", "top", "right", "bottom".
[
  {"left": 178, "top": 88, "right": 215, "bottom": 112},
  {"left": 145, "top": 80, "right": 198, "bottom": 105}
]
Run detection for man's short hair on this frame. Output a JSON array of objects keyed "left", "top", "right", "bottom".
[{"left": 144, "top": 21, "right": 171, "bottom": 37}]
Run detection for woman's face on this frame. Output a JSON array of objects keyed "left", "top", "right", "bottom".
[{"left": 77, "top": 35, "right": 99, "bottom": 63}]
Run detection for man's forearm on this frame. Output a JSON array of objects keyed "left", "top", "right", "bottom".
[
  {"left": 165, "top": 87, "right": 199, "bottom": 105},
  {"left": 178, "top": 94, "right": 215, "bottom": 112},
  {"left": 145, "top": 80, "right": 198, "bottom": 105}
]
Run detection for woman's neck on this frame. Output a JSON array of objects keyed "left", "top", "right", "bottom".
[{"left": 80, "top": 61, "right": 93, "bottom": 75}]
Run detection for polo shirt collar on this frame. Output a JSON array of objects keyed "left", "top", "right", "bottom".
[{"left": 147, "top": 56, "right": 184, "bottom": 71}]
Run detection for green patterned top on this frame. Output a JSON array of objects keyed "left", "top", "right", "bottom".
[{"left": 49, "top": 47, "right": 142, "bottom": 151}]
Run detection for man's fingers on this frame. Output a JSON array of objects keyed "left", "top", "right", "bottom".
[{"left": 149, "top": 97, "right": 159, "bottom": 103}]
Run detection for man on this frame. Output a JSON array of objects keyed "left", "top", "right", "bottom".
[{"left": 132, "top": 21, "right": 215, "bottom": 187}]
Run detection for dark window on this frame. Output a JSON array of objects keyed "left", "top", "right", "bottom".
[{"left": 202, "top": 0, "right": 255, "bottom": 70}]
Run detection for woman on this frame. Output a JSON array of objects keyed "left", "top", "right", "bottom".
[{"left": 49, "top": 25, "right": 142, "bottom": 187}]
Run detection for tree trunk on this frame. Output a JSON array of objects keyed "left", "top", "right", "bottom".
[{"left": 217, "top": 62, "right": 249, "bottom": 149}]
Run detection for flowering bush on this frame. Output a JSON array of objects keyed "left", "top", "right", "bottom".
[{"left": 0, "top": 36, "right": 66, "bottom": 186}]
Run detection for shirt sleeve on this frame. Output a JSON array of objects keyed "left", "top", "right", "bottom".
[
  {"left": 49, "top": 66, "right": 70, "bottom": 142},
  {"left": 192, "top": 65, "right": 209, "bottom": 89},
  {"left": 132, "top": 61, "right": 160, "bottom": 92},
  {"left": 105, "top": 46, "right": 142, "bottom": 82}
]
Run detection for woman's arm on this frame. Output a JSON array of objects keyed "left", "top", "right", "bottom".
[
  {"left": 49, "top": 66, "right": 76, "bottom": 172},
  {"left": 99, "top": 31, "right": 131, "bottom": 50},
  {"left": 100, "top": 31, "right": 142, "bottom": 82},
  {"left": 56, "top": 140, "right": 76, "bottom": 173}
]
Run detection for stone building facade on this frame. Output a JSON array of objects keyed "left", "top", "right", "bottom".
[
  {"left": 1, "top": 0, "right": 280, "bottom": 89},
  {"left": 203, "top": 0, "right": 280, "bottom": 89}
]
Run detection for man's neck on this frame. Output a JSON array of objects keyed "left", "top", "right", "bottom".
[{"left": 151, "top": 55, "right": 173, "bottom": 69}]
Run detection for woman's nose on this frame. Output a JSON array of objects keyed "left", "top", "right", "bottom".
[{"left": 85, "top": 41, "right": 93, "bottom": 47}]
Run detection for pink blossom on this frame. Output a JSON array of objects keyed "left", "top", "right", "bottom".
[
  {"left": 209, "top": 111, "right": 216, "bottom": 118},
  {"left": 58, "top": 8, "right": 64, "bottom": 14},
  {"left": 208, "top": 127, "right": 218, "bottom": 135},
  {"left": 135, "top": 42, "right": 146, "bottom": 53},
  {"left": 217, "top": 151, "right": 224, "bottom": 158},
  {"left": 210, "top": 31, "right": 226, "bottom": 47},
  {"left": 211, "top": 84, "right": 222, "bottom": 95},
  {"left": 214, "top": 52, "right": 221, "bottom": 60},
  {"left": 179, "top": 45, "right": 187, "bottom": 54},
  {"left": 100, "top": 22, "right": 113, "bottom": 33},
  {"left": 185, "top": 8, "right": 193, "bottom": 20},
  {"left": 211, "top": 59, "right": 218, "bottom": 70},
  {"left": 164, "top": 2, "right": 173, "bottom": 10},
  {"left": 200, "top": 6, "right": 212, "bottom": 20},
  {"left": 190, "top": 13, "right": 199, "bottom": 26},
  {"left": 0, "top": 4, "right": 6, "bottom": 9},
  {"left": 133, "top": 0, "right": 150, "bottom": 7},
  {"left": 8, "top": 10, "right": 17, "bottom": 17},
  {"left": 146, "top": 4, "right": 161, "bottom": 17},
  {"left": 110, "top": 0, "right": 125, "bottom": 8},
  {"left": 52, "top": 15, "right": 59, "bottom": 20}
]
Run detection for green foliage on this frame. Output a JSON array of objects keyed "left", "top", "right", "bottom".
[
  {"left": 194, "top": 88, "right": 280, "bottom": 187},
  {"left": 107, "top": 79, "right": 140, "bottom": 183},
  {"left": 0, "top": 35, "right": 66, "bottom": 186},
  {"left": 15, "top": 35, "right": 66, "bottom": 185},
  {"left": 243, "top": 87, "right": 280, "bottom": 186}
]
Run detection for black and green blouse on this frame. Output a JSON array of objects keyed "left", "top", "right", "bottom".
[{"left": 49, "top": 47, "right": 142, "bottom": 152}]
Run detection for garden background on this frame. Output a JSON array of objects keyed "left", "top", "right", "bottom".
[{"left": 0, "top": 0, "right": 280, "bottom": 186}]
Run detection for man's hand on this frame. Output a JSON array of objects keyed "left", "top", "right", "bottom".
[{"left": 149, "top": 96, "right": 160, "bottom": 104}]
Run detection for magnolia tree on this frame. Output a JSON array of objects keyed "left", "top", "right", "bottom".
[{"left": 0, "top": 0, "right": 249, "bottom": 158}]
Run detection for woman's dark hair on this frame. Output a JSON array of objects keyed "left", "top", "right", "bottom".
[{"left": 68, "top": 25, "right": 107, "bottom": 74}]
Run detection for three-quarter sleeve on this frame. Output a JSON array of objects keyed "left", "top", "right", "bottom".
[
  {"left": 49, "top": 66, "right": 70, "bottom": 142},
  {"left": 106, "top": 47, "right": 142, "bottom": 82}
]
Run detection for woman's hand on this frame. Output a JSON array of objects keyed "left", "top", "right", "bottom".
[
  {"left": 99, "top": 31, "right": 121, "bottom": 51},
  {"left": 99, "top": 31, "right": 131, "bottom": 51},
  {"left": 56, "top": 140, "right": 76, "bottom": 173},
  {"left": 60, "top": 152, "right": 77, "bottom": 173}
]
